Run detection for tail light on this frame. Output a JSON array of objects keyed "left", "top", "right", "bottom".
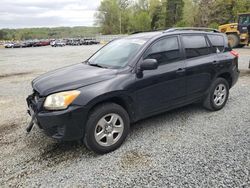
[
  {"left": 230, "top": 50, "right": 239, "bottom": 68},
  {"left": 230, "top": 50, "right": 239, "bottom": 58}
]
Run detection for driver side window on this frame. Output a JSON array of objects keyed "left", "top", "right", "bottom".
[{"left": 144, "top": 37, "right": 181, "bottom": 65}]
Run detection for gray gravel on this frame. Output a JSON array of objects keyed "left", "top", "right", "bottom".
[{"left": 0, "top": 45, "right": 249, "bottom": 187}]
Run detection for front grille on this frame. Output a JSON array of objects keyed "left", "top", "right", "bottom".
[{"left": 27, "top": 90, "right": 45, "bottom": 112}]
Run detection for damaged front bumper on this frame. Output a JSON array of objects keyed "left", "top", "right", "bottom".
[{"left": 26, "top": 91, "right": 87, "bottom": 141}]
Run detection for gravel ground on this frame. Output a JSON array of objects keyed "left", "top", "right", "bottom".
[{"left": 0, "top": 45, "right": 249, "bottom": 187}]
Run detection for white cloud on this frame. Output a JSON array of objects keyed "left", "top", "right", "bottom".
[{"left": 0, "top": 0, "right": 101, "bottom": 28}]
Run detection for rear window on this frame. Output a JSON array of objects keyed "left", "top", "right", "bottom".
[
  {"left": 207, "top": 35, "right": 225, "bottom": 53},
  {"left": 182, "top": 35, "right": 210, "bottom": 59}
]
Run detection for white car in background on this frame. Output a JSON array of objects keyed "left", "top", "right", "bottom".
[
  {"left": 4, "top": 43, "right": 14, "bottom": 48},
  {"left": 50, "top": 40, "right": 66, "bottom": 47}
]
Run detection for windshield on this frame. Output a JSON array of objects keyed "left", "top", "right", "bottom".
[
  {"left": 88, "top": 38, "right": 146, "bottom": 68},
  {"left": 239, "top": 15, "right": 250, "bottom": 25}
]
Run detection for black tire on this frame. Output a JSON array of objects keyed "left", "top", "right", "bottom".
[
  {"left": 237, "top": 44, "right": 245, "bottom": 48},
  {"left": 84, "top": 103, "right": 130, "bottom": 154},
  {"left": 203, "top": 78, "right": 229, "bottom": 111},
  {"left": 227, "top": 34, "right": 239, "bottom": 48}
]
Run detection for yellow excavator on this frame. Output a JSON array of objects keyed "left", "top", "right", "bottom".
[{"left": 219, "top": 13, "right": 250, "bottom": 48}]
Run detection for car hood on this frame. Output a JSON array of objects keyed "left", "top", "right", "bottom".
[{"left": 32, "top": 63, "right": 117, "bottom": 96}]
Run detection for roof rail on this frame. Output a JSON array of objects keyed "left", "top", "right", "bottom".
[
  {"left": 130, "top": 29, "right": 163, "bottom": 35},
  {"left": 164, "top": 27, "right": 220, "bottom": 33}
]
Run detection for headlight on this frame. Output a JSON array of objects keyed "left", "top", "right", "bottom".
[{"left": 44, "top": 90, "right": 80, "bottom": 110}]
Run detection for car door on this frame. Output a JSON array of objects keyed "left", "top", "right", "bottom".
[
  {"left": 207, "top": 34, "right": 233, "bottom": 71},
  {"left": 181, "top": 34, "right": 217, "bottom": 101},
  {"left": 134, "top": 36, "right": 187, "bottom": 118}
]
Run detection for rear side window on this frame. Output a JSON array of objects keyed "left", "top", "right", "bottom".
[
  {"left": 207, "top": 34, "right": 225, "bottom": 53},
  {"left": 182, "top": 35, "right": 210, "bottom": 59},
  {"left": 144, "top": 37, "right": 181, "bottom": 64}
]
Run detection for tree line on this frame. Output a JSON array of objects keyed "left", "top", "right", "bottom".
[
  {"left": 1, "top": 0, "right": 249, "bottom": 40},
  {"left": 0, "top": 26, "right": 98, "bottom": 41},
  {"left": 95, "top": 0, "right": 250, "bottom": 34}
]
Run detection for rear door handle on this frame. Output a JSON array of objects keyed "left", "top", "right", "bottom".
[{"left": 176, "top": 68, "right": 186, "bottom": 74}]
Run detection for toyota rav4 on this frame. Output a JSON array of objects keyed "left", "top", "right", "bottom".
[{"left": 26, "top": 28, "right": 240, "bottom": 154}]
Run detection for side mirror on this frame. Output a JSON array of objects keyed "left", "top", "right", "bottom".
[{"left": 140, "top": 59, "right": 158, "bottom": 71}]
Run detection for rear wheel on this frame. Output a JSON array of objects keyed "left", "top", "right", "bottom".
[
  {"left": 227, "top": 34, "right": 240, "bottom": 48},
  {"left": 84, "top": 103, "right": 130, "bottom": 154},
  {"left": 237, "top": 44, "right": 245, "bottom": 48},
  {"left": 203, "top": 78, "right": 229, "bottom": 111}
]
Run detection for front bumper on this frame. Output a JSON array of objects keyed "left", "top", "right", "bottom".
[{"left": 26, "top": 93, "right": 88, "bottom": 141}]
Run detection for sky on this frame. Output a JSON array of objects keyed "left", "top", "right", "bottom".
[{"left": 0, "top": 0, "right": 101, "bottom": 29}]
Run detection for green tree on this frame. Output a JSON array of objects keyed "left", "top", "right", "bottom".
[
  {"left": 128, "top": 11, "right": 151, "bottom": 32},
  {"left": 181, "top": 0, "right": 198, "bottom": 26},
  {"left": 149, "top": 0, "right": 164, "bottom": 29},
  {"left": 234, "top": 0, "right": 250, "bottom": 15},
  {"left": 210, "top": 0, "right": 236, "bottom": 25},
  {"left": 95, "top": 0, "right": 121, "bottom": 34},
  {"left": 165, "top": 0, "right": 184, "bottom": 27}
]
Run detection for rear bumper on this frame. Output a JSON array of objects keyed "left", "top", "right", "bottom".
[{"left": 231, "top": 66, "right": 240, "bottom": 87}]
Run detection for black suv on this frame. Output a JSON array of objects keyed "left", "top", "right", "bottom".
[{"left": 26, "top": 28, "right": 239, "bottom": 154}]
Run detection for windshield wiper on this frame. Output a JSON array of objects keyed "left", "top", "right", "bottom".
[{"left": 88, "top": 63, "right": 108, "bottom": 69}]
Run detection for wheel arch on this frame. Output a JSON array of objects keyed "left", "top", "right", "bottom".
[
  {"left": 86, "top": 93, "right": 137, "bottom": 123},
  {"left": 217, "top": 72, "right": 232, "bottom": 88}
]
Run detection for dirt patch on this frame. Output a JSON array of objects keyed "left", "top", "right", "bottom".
[
  {"left": 17, "top": 141, "right": 85, "bottom": 168},
  {"left": 120, "top": 150, "right": 151, "bottom": 170},
  {"left": 0, "top": 122, "right": 19, "bottom": 137},
  {"left": 2, "top": 142, "right": 89, "bottom": 185},
  {"left": 0, "top": 72, "right": 33, "bottom": 79},
  {"left": 160, "top": 132, "right": 178, "bottom": 142},
  {"left": 39, "top": 142, "right": 85, "bottom": 167}
]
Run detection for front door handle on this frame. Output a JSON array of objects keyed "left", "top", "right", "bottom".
[{"left": 176, "top": 68, "right": 186, "bottom": 74}]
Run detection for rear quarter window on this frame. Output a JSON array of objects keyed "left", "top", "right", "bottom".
[{"left": 207, "top": 34, "right": 225, "bottom": 53}]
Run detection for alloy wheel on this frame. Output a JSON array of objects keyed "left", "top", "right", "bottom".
[
  {"left": 213, "top": 83, "right": 227, "bottom": 106},
  {"left": 94, "top": 113, "right": 124, "bottom": 147}
]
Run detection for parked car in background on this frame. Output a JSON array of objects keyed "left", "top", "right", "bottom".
[
  {"left": 39, "top": 40, "right": 50, "bottom": 46},
  {"left": 4, "top": 43, "right": 14, "bottom": 48},
  {"left": 5, "top": 42, "right": 22, "bottom": 48},
  {"left": 21, "top": 41, "right": 34, "bottom": 48},
  {"left": 12, "top": 43, "right": 22, "bottom": 48},
  {"left": 83, "top": 39, "right": 97, "bottom": 45},
  {"left": 33, "top": 40, "right": 50, "bottom": 47},
  {"left": 66, "top": 38, "right": 100, "bottom": 46},
  {"left": 50, "top": 40, "right": 66, "bottom": 47},
  {"left": 26, "top": 28, "right": 239, "bottom": 154}
]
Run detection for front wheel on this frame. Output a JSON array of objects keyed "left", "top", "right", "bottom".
[
  {"left": 84, "top": 103, "right": 130, "bottom": 154},
  {"left": 203, "top": 78, "right": 229, "bottom": 111}
]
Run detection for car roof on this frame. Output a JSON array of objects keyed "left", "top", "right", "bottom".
[{"left": 125, "top": 29, "right": 224, "bottom": 41}]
